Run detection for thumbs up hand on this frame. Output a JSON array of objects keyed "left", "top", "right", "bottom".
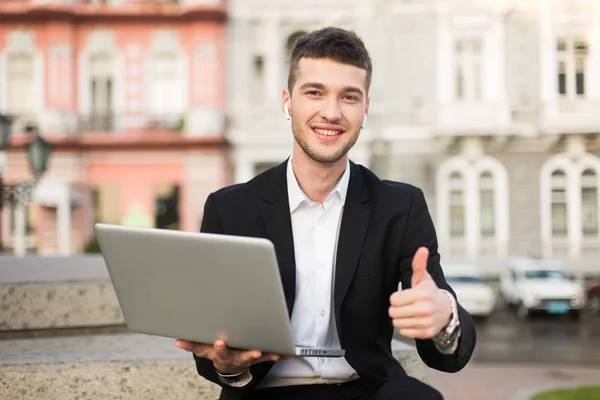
[{"left": 388, "top": 247, "right": 453, "bottom": 339}]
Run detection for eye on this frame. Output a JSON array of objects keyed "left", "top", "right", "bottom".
[
  {"left": 343, "top": 95, "right": 359, "bottom": 101},
  {"left": 306, "top": 90, "right": 322, "bottom": 96}
]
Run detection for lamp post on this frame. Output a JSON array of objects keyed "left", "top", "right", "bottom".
[
  {"left": 25, "top": 124, "right": 52, "bottom": 178},
  {"left": 0, "top": 114, "right": 14, "bottom": 253},
  {"left": 0, "top": 118, "right": 52, "bottom": 254}
]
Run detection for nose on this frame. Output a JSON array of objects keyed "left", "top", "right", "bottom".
[{"left": 319, "top": 97, "right": 342, "bottom": 123}]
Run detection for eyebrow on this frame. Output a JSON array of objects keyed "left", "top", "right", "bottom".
[{"left": 299, "top": 82, "right": 364, "bottom": 97}]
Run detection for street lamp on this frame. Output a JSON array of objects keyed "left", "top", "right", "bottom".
[
  {"left": 0, "top": 118, "right": 52, "bottom": 253},
  {"left": 0, "top": 114, "right": 14, "bottom": 253},
  {"left": 25, "top": 124, "right": 52, "bottom": 178},
  {"left": 0, "top": 115, "right": 11, "bottom": 150}
]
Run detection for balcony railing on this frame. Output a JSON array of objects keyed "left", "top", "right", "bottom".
[
  {"left": 78, "top": 114, "right": 115, "bottom": 132},
  {"left": 76, "top": 113, "right": 186, "bottom": 133}
]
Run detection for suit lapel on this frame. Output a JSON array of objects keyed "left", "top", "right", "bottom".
[
  {"left": 260, "top": 161, "right": 296, "bottom": 318},
  {"left": 334, "top": 163, "right": 371, "bottom": 337}
]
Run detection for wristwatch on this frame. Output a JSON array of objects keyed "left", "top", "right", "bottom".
[
  {"left": 215, "top": 368, "right": 253, "bottom": 388},
  {"left": 433, "top": 289, "right": 461, "bottom": 353}
]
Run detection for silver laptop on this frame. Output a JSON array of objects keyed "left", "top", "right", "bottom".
[{"left": 94, "top": 223, "right": 345, "bottom": 358}]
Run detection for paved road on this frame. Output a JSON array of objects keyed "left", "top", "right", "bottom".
[
  {"left": 394, "top": 306, "right": 600, "bottom": 366},
  {"left": 470, "top": 307, "right": 600, "bottom": 366},
  {"left": 428, "top": 362, "right": 600, "bottom": 400}
]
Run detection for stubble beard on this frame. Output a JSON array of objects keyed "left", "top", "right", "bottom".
[{"left": 291, "top": 117, "right": 360, "bottom": 164}]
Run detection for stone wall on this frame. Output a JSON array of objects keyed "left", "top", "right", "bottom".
[{"left": 0, "top": 256, "right": 429, "bottom": 399}]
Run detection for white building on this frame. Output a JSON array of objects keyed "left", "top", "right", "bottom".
[{"left": 227, "top": 0, "right": 600, "bottom": 275}]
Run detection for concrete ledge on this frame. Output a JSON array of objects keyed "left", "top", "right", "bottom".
[
  {"left": 0, "top": 280, "right": 124, "bottom": 330},
  {"left": 0, "top": 360, "right": 221, "bottom": 400},
  {"left": 0, "top": 256, "right": 123, "bottom": 330},
  {"left": 0, "top": 334, "right": 427, "bottom": 399}
]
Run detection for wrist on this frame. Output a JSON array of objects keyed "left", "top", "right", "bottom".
[
  {"left": 215, "top": 366, "right": 253, "bottom": 388},
  {"left": 214, "top": 365, "right": 246, "bottom": 376}
]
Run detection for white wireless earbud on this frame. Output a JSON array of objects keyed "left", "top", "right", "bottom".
[
  {"left": 362, "top": 114, "right": 368, "bottom": 129},
  {"left": 284, "top": 101, "right": 291, "bottom": 120}
]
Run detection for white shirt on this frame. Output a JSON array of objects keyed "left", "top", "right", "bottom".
[{"left": 257, "top": 157, "right": 359, "bottom": 388}]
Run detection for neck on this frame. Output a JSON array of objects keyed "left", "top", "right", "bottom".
[{"left": 291, "top": 144, "right": 348, "bottom": 204}]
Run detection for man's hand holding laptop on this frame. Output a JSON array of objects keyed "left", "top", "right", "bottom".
[{"left": 175, "top": 338, "right": 291, "bottom": 375}]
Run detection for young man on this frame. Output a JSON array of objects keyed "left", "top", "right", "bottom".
[{"left": 176, "top": 27, "right": 476, "bottom": 400}]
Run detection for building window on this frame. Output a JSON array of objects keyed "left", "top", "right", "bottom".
[
  {"left": 556, "top": 38, "right": 588, "bottom": 98},
  {"left": 7, "top": 53, "right": 35, "bottom": 117},
  {"left": 251, "top": 55, "right": 265, "bottom": 103},
  {"left": 558, "top": 61, "right": 567, "bottom": 95},
  {"left": 149, "top": 52, "right": 184, "bottom": 118},
  {"left": 582, "top": 169, "right": 598, "bottom": 237},
  {"left": 449, "top": 172, "right": 465, "bottom": 238},
  {"left": 480, "top": 171, "right": 495, "bottom": 237},
  {"left": 454, "top": 38, "right": 482, "bottom": 101},
  {"left": 89, "top": 53, "right": 114, "bottom": 130},
  {"left": 92, "top": 183, "right": 120, "bottom": 224},
  {"left": 551, "top": 170, "right": 568, "bottom": 237},
  {"left": 285, "top": 31, "right": 306, "bottom": 64}
]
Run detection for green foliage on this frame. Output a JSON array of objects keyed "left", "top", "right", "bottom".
[
  {"left": 83, "top": 236, "right": 101, "bottom": 253},
  {"left": 532, "top": 386, "right": 600, "bottom": 400}
]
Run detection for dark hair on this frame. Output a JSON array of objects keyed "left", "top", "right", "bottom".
[{"left": 287, "top": 27, "right": 373, "bottom": 93}]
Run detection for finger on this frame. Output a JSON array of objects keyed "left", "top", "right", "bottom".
[
  {"left": 389, "top": 302, "right": 434, "bottom": 319},
  {"left": 392, "top": 317, "right": 433, "bottom": 330},
  {"left": 175, "top": 339, "right": 195, "bottom": 351},
  {"left": 389, "top": 288, "right": 423, "bottom": 307},
  {"left": 411, "top": 247, "right": 431, "bottom": 286},
  {"left": 213, "top": 339, "right": 232, "bottom": 363},
  {"left": 398, "top": 327, "right": 438, "bottom": 339},
  {"left": 237, "top": 350, "right": 263, "bottom": 365},
  {"left": 176, "top": 340, "right": 212, "bottom": 356},
  {"left": 254, "top": 353, "right": 285, "bottom": 364}
]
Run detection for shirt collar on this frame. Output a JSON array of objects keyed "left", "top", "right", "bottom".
[{"left": 286, "top": 156, "right": 351, "bottom": 213}]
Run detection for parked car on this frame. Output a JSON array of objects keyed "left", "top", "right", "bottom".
[
  {"left": 587, "top": 280, "right": 600, "bottom": 316},
  {"left": 499, "top": 258, "right": 585, "bottom": 320},
  {"left": 444, "top": 264, "right": 496, "bottom": 319}
]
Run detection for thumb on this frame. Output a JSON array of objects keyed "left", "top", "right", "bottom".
[{"left": 411, "top": 247, "right": 431, "bottom": 286}]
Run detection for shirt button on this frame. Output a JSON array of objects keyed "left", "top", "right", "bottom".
[{"left": 320, "top": 310, "right": 326, "bottom": 317}]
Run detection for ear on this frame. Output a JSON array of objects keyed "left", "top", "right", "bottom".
[
  {"left": 362, "top": 97, "right": 370, "bottom": 129},
  {"left": 282, "top": 89, "right": 291, "bottom": 115}
]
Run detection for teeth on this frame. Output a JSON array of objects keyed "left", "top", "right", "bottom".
[{"left": 314, "top": 128, "right": 340, "bottom": 136}]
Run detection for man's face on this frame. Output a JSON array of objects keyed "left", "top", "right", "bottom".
[{"left": 283, "top": 58, "right": 369, "bottom": 164}]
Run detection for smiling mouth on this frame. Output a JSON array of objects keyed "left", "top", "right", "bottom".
[{"left": 312, "top": 128, "right": 344, "bottom": 136}]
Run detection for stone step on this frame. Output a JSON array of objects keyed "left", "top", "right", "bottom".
[
  {"left": 0, "top": 256, "right": 122, "bottom": 331},
  {"left": 0, "top": 332, "right": 426, "bottom": 400}
]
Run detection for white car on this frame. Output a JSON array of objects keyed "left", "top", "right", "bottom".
[
  {"left": 444, "top": 264, "right": 496, "bottom": 319},
  {"left": 499, "top": 258, "right": 585, "bottom": 320}
]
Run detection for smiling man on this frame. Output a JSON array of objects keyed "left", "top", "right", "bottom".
[{"left": 176, "top": 27, "right": 476, "bottom": 400}]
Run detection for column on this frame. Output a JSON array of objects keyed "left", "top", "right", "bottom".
[
  {"left": 57, "top": 190, "right": 71, "bottom": 256},
  {"left": 487, "top": 13, "right": 509, "bottom": 126},
  {"left": 234, "top": 160, "right": 255, "bottom": 184},
  {"left": 567, "top": 164, "right": 582, "bottom": 259},
  {"left": 465, "top": 169, "right": 479, "bottom": 261},
  {"left": 539, "top": 3, "right": 555, "bottom": 103},
  {"left": 231, "top": 19, "right": 252, "bottom": 112},
  {"left": 14, "top": 204, "right": 26, "bottom": 257},
  {"left": 436, "top": 10, "right": 452, "bottom": 104},
  {"left": 435, "top": 169, "right": 450, "bottom": 259},
  {"left": 495, "top": 168, "right": 510, "bottom": 259},
  {"left": 264, "top": 17, "right": 282, "bottom": 106}
]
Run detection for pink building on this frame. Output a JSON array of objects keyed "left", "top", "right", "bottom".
[{"left": 0, "top": 1, "right": 230, "bottom": 256}]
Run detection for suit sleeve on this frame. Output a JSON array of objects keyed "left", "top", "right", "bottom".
[
  {"left": 192, "top": 193, "right": 275, "bottom": 393},
  {"left": 397, "top": 188, "right": 477, "bottom": 373}
]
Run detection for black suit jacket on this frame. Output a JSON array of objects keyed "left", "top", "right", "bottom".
[{"left": 193, "top": 160, "right": 476, "bottom": 400}]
